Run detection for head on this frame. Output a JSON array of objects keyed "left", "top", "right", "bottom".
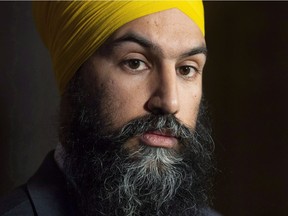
[{"left": 33, "top": 2, "right": 215, "bottom": 216}]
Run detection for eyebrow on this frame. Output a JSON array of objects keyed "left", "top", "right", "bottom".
[
  {"left": 180, "top": 46, "right": 208, "bottom": 58},
  {"left": 110, "top": 32, "right": 208, "bottom": 58},
  {"left": 111, "top": 32, "right": 161, "bottom": 53}
]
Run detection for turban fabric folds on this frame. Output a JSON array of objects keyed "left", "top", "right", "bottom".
[{"left": 32, "top": 1, "right": 205, "bottom": 94}]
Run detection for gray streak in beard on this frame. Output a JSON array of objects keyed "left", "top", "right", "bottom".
[{"left": 102, "top": 146, "right": 186, "bottom": 216}]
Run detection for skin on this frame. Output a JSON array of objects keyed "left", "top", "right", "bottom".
[{"left": 81, "top": 8, "right": 207, "bottom": 150}]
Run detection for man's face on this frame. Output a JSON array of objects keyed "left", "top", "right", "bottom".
[
  {"left": 82, "top": 8, "right": 206, "bottom": 151},
  {"left": 61, "top": 8, "right": 213, "bottom": 216}
]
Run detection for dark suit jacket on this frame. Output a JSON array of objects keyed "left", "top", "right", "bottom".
[
  {"left": 0, "top": 151, "right": 221, "bottom": 216},
  {"left": 0, "top": 151, "right": 76, "bottom": 216}
]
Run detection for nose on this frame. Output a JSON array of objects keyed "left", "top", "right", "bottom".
[{"left": 146, "top": 66, "right": 179, "bottom": 115}]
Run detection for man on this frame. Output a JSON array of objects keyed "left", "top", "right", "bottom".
[{"left": 0, "top": 1, "right": 219, "bottom": 216}]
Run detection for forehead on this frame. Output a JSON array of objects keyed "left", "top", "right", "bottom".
[{"left": 108, "top": 8, "right": 205, "bottom": 54}]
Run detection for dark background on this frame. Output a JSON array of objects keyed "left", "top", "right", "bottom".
[{"left": 0, "top": 2, "right": 287, "bottom": 215}]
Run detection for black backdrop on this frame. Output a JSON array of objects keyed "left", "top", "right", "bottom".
[{"left": 0, "top": 2, "right": 287, "bottom": 216}]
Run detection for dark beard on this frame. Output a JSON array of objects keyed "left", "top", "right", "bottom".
[{"left": 59, "top": 72, "right": 215, "bottom": 216}]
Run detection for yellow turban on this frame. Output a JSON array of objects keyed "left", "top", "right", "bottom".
[{"left": 32, "top": 1, "right": 205, "bottom": 94}]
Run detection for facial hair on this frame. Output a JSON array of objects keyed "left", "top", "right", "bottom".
[{"left": 59, "top": 72, "right": 215, "bottom": 216}]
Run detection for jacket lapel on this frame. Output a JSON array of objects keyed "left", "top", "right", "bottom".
[{"left": 26, "top": 151, "right": 76, "bottom": 216}]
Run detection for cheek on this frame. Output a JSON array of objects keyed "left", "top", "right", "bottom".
[
  {"left": 100, "top": 78, "right": 146, "bottom": 130},
  {"left": 177, "top": 84, "right": 202, "bottom": 128}
]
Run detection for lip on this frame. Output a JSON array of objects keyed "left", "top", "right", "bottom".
[{"left": 140, "top": 131, "right": 178, "bottom": 149}]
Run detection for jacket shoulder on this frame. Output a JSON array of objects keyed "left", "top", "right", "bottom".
[{"left": 0, "top": 185, "right": 35, "bottom": 216}]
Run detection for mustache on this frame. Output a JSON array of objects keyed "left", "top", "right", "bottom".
[{"left": 104, "top": 114, "right": 195, "bottom": 145}]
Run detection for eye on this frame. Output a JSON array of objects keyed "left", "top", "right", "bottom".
[
  {"left": 178, "top": 65, "right": 198, "bottom": 78},
  {"left": 122, "top": 59, "right": 148, "bottom": 72}
]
